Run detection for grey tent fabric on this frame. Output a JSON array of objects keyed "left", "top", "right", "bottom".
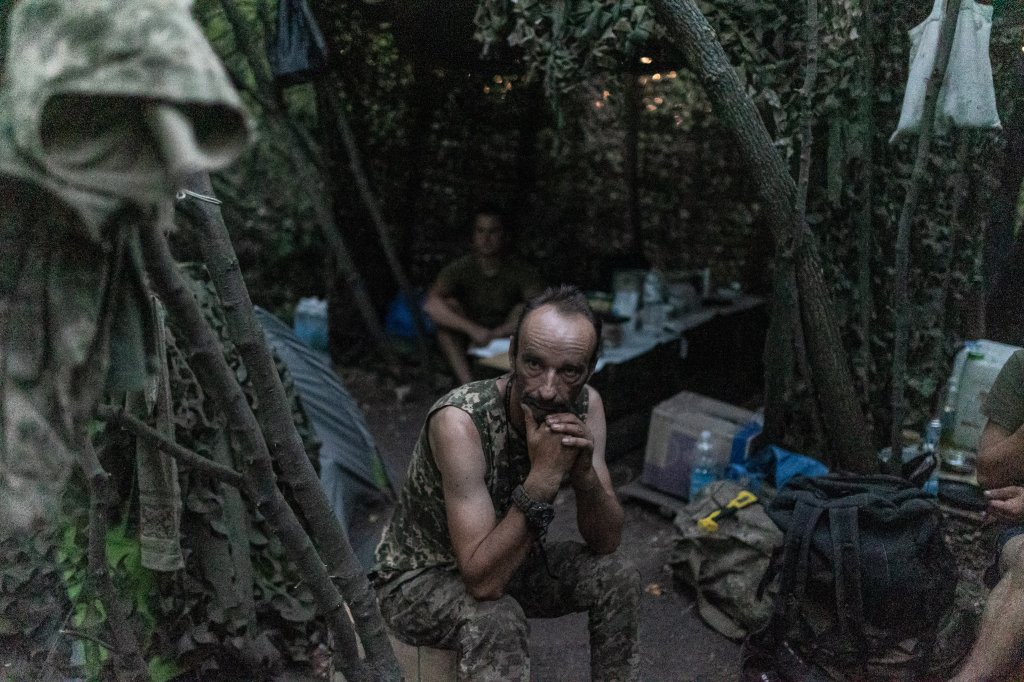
[{"left": 254, "top": 307, "right": 395, "bottom": 567}]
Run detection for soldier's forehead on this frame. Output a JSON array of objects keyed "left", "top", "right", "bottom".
[{"left": 520, "top": 307, "right": 595, "bottom": 358}]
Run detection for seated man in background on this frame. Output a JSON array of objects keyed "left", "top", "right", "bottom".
[
  {"left": 372, "top": 286, "right": 641, "bottom": 681},
  {"left": 423, "top": 207, "right": 541, "bottom": 385},
  {"left": 952, "top": 349, "right": 1024, "bottom": 681}
]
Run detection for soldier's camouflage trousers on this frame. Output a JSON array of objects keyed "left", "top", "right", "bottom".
[{"left": 376, "top": 541, "right": 641, "bottom": 682}]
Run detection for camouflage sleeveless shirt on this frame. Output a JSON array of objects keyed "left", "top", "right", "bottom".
[{"left": 372, "top": 376, "right": 589, "bottom": 586}]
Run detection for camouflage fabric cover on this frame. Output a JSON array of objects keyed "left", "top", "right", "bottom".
[
  {"left": 3, "top": 0, "right": 249, "bottom": 204},
  {"left": 0, "top": 0, "right": 249, "bottom": 530},
  {"left": 669, "top": 480, "right": 783, "bottom": 640},
  {"left": 152, "top": 265, "right": 324, "bottom": 672},
  {"left": 372, "top": 376, "right": 588, "bottom": 585}
]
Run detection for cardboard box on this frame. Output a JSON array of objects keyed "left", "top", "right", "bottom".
[{"left": 641, "top": 391, "right": 757, "bottom": 500}]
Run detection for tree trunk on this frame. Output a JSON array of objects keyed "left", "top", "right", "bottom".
[
  {"left": 853, "top": 0, "right": 877, "bottom": 405},
  {"left": 927, "top": 133, "right": 970, "bottom": 405},
  {"left": 888, "top": 0, "right": 962, "bottom": 458},
  {"left": 139, "top": 207, "right": 382, "bottom": 682},
  {"left": 648, "top": 0, "right": 874, "bottom": 470},
  {"left": 760, "top": 0, "right": 818, "bottom": 452},
  {"left": 321, "top": 86, "right": 433, "bottom": 368},
  {"left": 790, "top": 0, "right": 828, "bottom": 456},
  {"left": 179, "top": 173, "right": 402, "bottom": 680},
  {"left": 759, "top": 260, "right": 796, "bottom": 448}
]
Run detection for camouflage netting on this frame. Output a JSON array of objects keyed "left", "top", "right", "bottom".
[
  {"left": 143, "top": 264, "right": 325, "bottom": 676},
  {"left": 1, "top": 265, "right": 328, "bottom": 680}
]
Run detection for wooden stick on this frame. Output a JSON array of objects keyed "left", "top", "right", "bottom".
[
  {"left": 889, "top": 0, "right": 964, "bottom": 458},
  {"left": 96, "top": 405, "right": 245, "bottom": 488},
  {"left": 139, "top": 204, "right": 378, "bottom": 682}
]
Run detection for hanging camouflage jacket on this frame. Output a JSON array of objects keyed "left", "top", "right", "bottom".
[{"left": 0, "top": 0, "right": 249, "bottom": 529}]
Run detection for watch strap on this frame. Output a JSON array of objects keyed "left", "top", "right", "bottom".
[{"left": 511, "top": 484, "right": 554, "bottom": 536}]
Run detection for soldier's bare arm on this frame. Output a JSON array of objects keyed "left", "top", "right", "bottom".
[
  {"left": 977, "top": 421, "right": 1024, "bottom": 489},
  {"left": 430, "top": 406, "right": 537, "bottom": 600}
]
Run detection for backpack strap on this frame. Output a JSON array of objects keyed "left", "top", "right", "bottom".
[
  {"left": 778, "top": 500, "right": 824, "bottom": 628},
  {"left": 828, "top": 505, "right": 868, "bottom": 659}
]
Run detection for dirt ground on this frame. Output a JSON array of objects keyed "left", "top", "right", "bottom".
[{"left": 341, "top": 367, "right": 992, "bottom": 682}]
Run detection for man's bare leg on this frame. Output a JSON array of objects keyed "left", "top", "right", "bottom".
[
  {"left": 952, "top": 534, "right": 1024, "bottom": 681},
  {"left": 436, "top": 328, "right": 473, "bottom": 386}
]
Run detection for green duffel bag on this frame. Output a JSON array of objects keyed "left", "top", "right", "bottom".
[{"left": 669, "top": 480, "right": 783, "bottom": 641}]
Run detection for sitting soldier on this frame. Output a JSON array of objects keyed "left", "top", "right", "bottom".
[
  {"left": 372, "top": 285, "right": 641, "bottom": 681},
  {"left": 423, "top": 206, "right": 541, "bottom": 385},
  {"left": 952, "top": 349, "right": 1024, "bottom": 681}
]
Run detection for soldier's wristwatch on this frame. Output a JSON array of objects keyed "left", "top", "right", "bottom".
[{"left": 511, "top": 485, "right": 555, "bottom": 536}]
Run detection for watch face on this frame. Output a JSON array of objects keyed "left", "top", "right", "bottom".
[
  {"left": 513, "top": 485, "right": 554, "bottom": 532},
  {"left": 535, "top": 505, "right": 555, "bottom": 529}
]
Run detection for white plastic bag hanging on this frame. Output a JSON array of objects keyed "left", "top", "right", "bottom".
[
  {"left": 890, "top": 0, "right": 1001, "bottom": 141},
  {"left": 941, "top": 1, "right": 1000, "bottom": 132}
]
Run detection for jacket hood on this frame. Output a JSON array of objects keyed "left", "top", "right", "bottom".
[{"left": 1, "top": 0, "right": 251, "bottom": 210}]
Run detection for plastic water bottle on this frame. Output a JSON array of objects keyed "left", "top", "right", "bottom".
[
  {"left": 294, "top": 297, "right": 329, "bottom": 350},
  {"left": 689, "top": 431, "right": 718, "bottom": 500},
  {"left": 922, "top": 418, "right": 941, "bottom": 496},
  {"left": 642, "top": 268, "right": 667, "bottom": 306}
]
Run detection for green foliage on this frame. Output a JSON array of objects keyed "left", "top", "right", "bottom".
[
  {"left": 58, "top": 507, "right": 180, "bottom": 682},
  {"left": 476, "top": 0, "right": 659, "bottom": 98},
  {"left": 0, "top": 525, "right": 68, "bottom": 677},
  {"left": 190, "top": 0, "right": 1022, "bottom": 453},
  {"left": 39, "top": 266, "right": 328, "bottom": 679}
]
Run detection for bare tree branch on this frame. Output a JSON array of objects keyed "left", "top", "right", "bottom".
[
  {"left": 216, "top": 0, "right": 400, "bottom": 369},
  {"left": 648, "top": 0, "right": 874, "bottom": 469},
  {"left": 322, "top": 86, "right": 433, "bottom": 369},
  {"left": 76, "top": 439, "right": 147, "bottom": 682},
  {"left": 889, "top": 0, "right": 963, "bottom": 458},
  {"left": 96, "top": 405, "right": 246, "bottom": 488},
  {"left": 178, "top": 173, "right": 401, "bottom": 680}
]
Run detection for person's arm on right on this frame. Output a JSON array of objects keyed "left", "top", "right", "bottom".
[
  {"left": 432, "top": 405, "right": 576, "bottom": 600},
  {"left": 977, "top": 352, "right": 1024, "bottom": 489},
  {"left": 977, "top": 421, "right": 1024, "bottom": 489}
]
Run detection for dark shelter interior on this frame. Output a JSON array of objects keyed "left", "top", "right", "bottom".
[{"left": 2, "top": 0, "right": 1024, "bottom": 680}]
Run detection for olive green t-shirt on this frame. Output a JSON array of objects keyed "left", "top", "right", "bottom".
[
  {"left": 434, "top": 255, "right": 542, "bottom": 329},
  {"left": 984, "top": 349, "right": 1024, "bottom": 433}
]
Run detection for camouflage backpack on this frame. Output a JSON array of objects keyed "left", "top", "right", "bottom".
[{"left": 669, "top": 480, "right": 783, "bottom": 640}]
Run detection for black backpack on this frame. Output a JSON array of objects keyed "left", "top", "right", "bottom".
[{"left": 744, "top": 474, "right": 958, "bottom": 680}]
